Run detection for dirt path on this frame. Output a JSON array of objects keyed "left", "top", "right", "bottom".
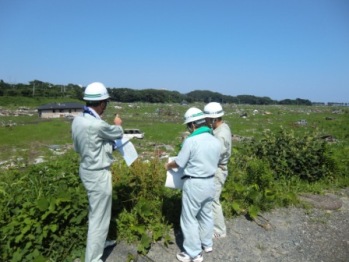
[{"left": 104, "top": 188, "right": 349, "bottom": 262}]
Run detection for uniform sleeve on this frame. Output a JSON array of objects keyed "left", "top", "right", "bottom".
[
  {"left": 216, "top": 126, "right": 232, "bottom": 164},
  {"left": 175, "top": 139, "right": 191, "bottom": 168},
  {"left": 98, "top": 121, "right": 124, "bottom": 141},
  {"left": 218, "top": 136, "right": 230, "bottom": 159}
]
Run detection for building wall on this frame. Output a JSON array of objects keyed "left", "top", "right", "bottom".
[{"left": 39, "top": 108, "right": 83, "bottom": 118}]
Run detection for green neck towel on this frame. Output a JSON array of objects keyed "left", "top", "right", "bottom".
[
  {"left": 180, "top": 126, "right": 213, "bottom": 148},
  {"left": 187, "top": 126, "right": 213, "bottom": 138}
]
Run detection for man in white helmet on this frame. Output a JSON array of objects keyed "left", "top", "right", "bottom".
[
  {"left": 165, "top": 107, "right": 221, "bottom": 262},
  {"left": 71, "top": 82, "right": 123, "bottom": 262},
  {"left": 204, "top": 102, "right": 232, "bottom": 239}
]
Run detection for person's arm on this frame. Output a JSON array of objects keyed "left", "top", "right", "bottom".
[
  {"left": 166, "top": 138, "right": 192, "bottom": 170},
  {"left": 165, "top": 160, "right": 179, "bottom": 170},
  {"left": 99, "top": 121, "right": 124, "bottom": 140},
  {"left": 114, "top": 114, "right": 122, "bottom": 125}
]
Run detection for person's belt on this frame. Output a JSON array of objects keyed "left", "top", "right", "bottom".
[{"left": 181, "top": 175, "right": 214, "bottom": 180}]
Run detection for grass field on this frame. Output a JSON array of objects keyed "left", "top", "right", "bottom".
[{"left": 0, "top": 98, "right": 348, "bottom": 164}]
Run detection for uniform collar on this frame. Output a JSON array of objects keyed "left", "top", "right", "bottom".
[{"left": 83, "top": 106, "right": 101, "bottom": 119}]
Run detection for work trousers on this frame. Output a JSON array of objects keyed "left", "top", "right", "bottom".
[
  {"left": 79, "top": 167, "right": 112, "bottom": 262},
  {"left": 212, "top": 167, "right": 228, "bottom": 235},
  {"left": 181, "top": 177, "right": 215, "bottom": 258}
]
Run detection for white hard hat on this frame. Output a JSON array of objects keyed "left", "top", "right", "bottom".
[
  {"left": 204, "top": 102, "right": 224, "bottom": 118},
  {"left": 183, "top": 107, "right": 205, "bottom": 124},
  {"left": 83, "top": 82, "right": 110, "bottom": 101}
]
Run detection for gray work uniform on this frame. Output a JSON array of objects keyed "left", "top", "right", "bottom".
[
  {"left": 212, "top": 122, "right": 232, "bottom": 236},
  {"left": 175, "top": 132, "right": 221, "bottom": 258},
  {"left": 71, "top": 108, "right": 123, "bottom": 262}
]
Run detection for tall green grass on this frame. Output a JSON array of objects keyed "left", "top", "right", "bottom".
[
  {"left": 0, "top": 118, "right": 72, "bottom": 160},
  {"left": 0, "top": 96, "right": 81, "bottom": 109}
]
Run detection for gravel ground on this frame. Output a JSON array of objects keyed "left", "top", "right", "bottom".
[{"left": 104, "top": 188, "right": 349, "bottom": 262}]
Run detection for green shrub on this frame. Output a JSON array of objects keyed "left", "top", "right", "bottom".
[
  {"left": 0, "top": 151, "right": 88, "bottom": 262},
  {"left": 222, "top": 156, "right": 297, "bottom": 219},
  {"left": 112, "top": 159, "right": 173, "bottom": 254},
  {"left": 244, "top": 128, "right": 336, "bottom": 181}
]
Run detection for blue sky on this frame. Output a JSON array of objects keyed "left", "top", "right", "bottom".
[{"left": 0, "top": 0, "right": 348, "bottom": 103}]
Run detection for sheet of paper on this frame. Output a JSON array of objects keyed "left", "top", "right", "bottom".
[
  {"left": 165, "top": 156, "right": 184, "bottom": 189},
  {"left": 114, "top": 138, "right": 138, "bottom": 166}
]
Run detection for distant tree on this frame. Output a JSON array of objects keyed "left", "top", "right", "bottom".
[
  {"left": 295, "top": 98, "right": 312, "bottom": 106},
  {"left": 279, "top": 98, "right": 311, "bottom": 106},
  {"left": 0, "top": 80, "right": 5, "bottom": 88},
  {"left": 222, "top": 94, "right": 238, "bottom": 103},
  {"left": 260, "top": 96, "right": 276, "bottom": 105},
  {"left": 167, "top": 90, "right": 186, "bottom": 103},
  {"left": 21, "top": 89, "right": 32, "bottom": 97},
  {"left": 141, "top": 89, "right": 167, "bottom": 103},
  {"left": 0, "top": 79, "right": 316, "bottom": 105},
  {"left": 279, "top": 99, "right": 293, "bottom": 105},
  {"left": 66, "top": 83, "right": 83, "bottom": 99},
  {"left": 6, "top": 89, "right": 19, "bottom": 96},
  {"left": 186, "top": 90, "right": 223, "bottom": 103},
  {"left": 0, "top": 80, "right": 11, "bottom": 91},
  {"left": 110, "top": 88, "right": 141, "bottom": 102},
  {"left": 237, "top": 95, "right": 258, "bottom": 104}
]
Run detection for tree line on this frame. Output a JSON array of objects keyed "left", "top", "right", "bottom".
[{"left": 0, "top": 79, "right": 312, "bottom": 105}]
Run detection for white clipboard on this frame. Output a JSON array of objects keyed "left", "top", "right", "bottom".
[
  {"left": 165, "top": 157, "right": 184, "bottom": 189},
  {"left": 114, "top": 138, "right": 138, "bottom": 166}
]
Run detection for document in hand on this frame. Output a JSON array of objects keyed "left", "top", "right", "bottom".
[
  {"left": 165, "top": 156, "right": 184, "bottom": 189},
  {"left": 114, "top": 137, "right": 138, "bottom": 166}
]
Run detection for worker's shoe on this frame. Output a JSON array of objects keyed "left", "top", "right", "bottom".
[
  {"left": 104, "top": 240, "right": 116, "bottom": 249},
  {"left": 176, "top": 251, "right": 203, "bottom": 262},
  {"left": 203, "top": 246, "right": 213, "bottom": 253}
]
